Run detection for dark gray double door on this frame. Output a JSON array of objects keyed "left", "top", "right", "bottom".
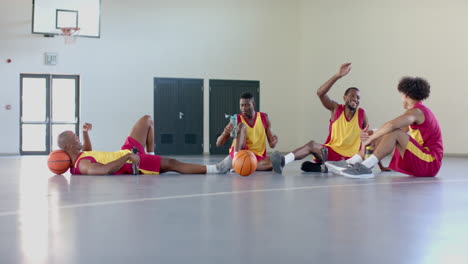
[
  {"left": 154, "top": 78, "right": 260, "bottom": 155},
  {"left": 154, "top": 78, "right": 203, "bottom": 155}
]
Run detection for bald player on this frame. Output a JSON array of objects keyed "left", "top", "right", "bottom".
[{"left": 58, "top": 115, "right": 232, "bottom": 175}]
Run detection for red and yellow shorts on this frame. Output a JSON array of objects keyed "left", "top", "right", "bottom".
[
  {"left": 119, "top": 137, "right": 161, "bottom": 175},
  {"left": 389, "top": 137, "right": 441, "bottom": 177}
]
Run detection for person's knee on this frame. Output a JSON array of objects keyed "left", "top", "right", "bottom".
[
  {"left": 385, "top": 130, "right": 406, "bottom": 140},
  {"left": 305, "top": 140, "right": 319, "bottom": 151},
  {"left": 139, "top": 115, "right": 153, "bottom": 128},
  {"left": 378, "top": 130, "right": 408, "bottom": 152},
  {"left": 141, "top": 115, "right": 152, "bottom": 123},
  {"left": 148, "top": 117, "right": 154, "bottom": 127}
]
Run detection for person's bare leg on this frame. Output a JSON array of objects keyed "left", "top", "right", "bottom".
[
  {"left": 347, "top": 136, "right": 385, "bottom": 165},
  {"left": 341, "top": 130, "right": 409, "bottom": 178},
  {"left": 146, "top": 118, "right": 155, "bottom": 153},
  {"left": 256, "top": 157, "right": 273, "bottom": 171},
  {"left": 128, "top": 115, "right": 154, "bottom": 152},
  {"left": 234, "top": 123, "right": 246, "bottom": 152},
  {"left": 159, "top": 156, "right": 232, "bottom": 174},
  {"left": 357, "top": 136, "right": 384, "bottom": 158},
  {"left": 369, "top": 136, "right": 391, "bottom": 171},
  {"left": 292, "top": 140, "right": 324, "bottom": 161},
  {"left": 271, "top": 140, "right": 326, "bottom": 173},
  {"left": 373, "top": 130, "right": 409, "bottom": 160},
  {"left": 160, "top": 158, "right": 207, "bottom": 174}
]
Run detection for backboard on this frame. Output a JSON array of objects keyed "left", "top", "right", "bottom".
[{"left": 32, "top": 0, "right": 101, "bottom": 38}]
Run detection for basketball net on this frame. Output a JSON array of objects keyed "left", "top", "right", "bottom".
[{"left": 60, "top": 27, "right": 80, "bottom": 45}]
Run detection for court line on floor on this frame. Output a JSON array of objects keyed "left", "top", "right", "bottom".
[{"left": 1, "top": 178, "right": 468, "bottom": 217}]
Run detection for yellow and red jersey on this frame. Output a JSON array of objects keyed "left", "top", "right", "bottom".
[
  {"left": 324, "top": 105, "right": 366, "bottom": 158},
  {"left": 71, "top": 138, "right": 162, "bottom": 175},
  {"left": 71, "top": 150, "right": 132, "bottom": 175},
  {"left": 389, "top": 102, "right": 444, "bottom": 177},
  {"left": 229, "top": 112, "right": 268, "bottom": 160}
]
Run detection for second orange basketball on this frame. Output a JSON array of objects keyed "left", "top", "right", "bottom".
[{"left": 232, "top": 150, "right": 257, "bottom": 176}]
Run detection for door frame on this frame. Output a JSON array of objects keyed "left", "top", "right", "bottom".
[
  {"left": 153, "top": 77, "right": 204, "bottom": 155},
  {"left": 208, "top": 79, "right": 260, "bottom": 154},
  {"left": 19, "top": 74, "right": 80, "bottom": 155}
]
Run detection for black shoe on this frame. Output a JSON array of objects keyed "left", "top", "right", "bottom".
[
  {"left": 301, "top": 161, "right": 322, "bottom": 172},
  {"left": 320, "top": 147, "right": 328, "bottom": 173}
]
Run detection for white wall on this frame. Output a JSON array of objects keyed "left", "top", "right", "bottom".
[
  {"left": 0, "top": 0, "right": 301, "bottom": 154},
  {"left": 299, "top": 0, "right": 468, "bottom": 155},
  {"left": 1, "top": 0, "right": 467, "bottom": 155}
]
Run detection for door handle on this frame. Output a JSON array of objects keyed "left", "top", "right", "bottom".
[{"left": 179, "top": 112, "right": 184, "bottom": 119}]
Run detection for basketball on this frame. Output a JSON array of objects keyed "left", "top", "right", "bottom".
[
  {"left": 232, "top": 150, "right": 257, "bottom": 176},
  {"left": 47, "top": 150, "right": 71, "bottom": 175}
]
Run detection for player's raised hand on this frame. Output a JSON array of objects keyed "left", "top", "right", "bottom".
[
  {"left": 337, "top": 62, "right": 352, "bottom": 78},
  {"left": 83, "top": 123, "right": 93, "bottom": 133}
]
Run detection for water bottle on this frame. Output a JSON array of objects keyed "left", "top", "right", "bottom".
[
  {"left": 132, "top": 147, "right": 139, "bottom": 175},
  {"left": 364, "top": 146, "right": 372, "bottom": 160},
  {"left": 230, "top": 115, "right": 237, "bottom": 138},
  {"left": 225, "top": 114, "right": 238, "bottom": 138}
]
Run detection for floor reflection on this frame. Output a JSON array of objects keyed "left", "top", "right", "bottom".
[{"left": 18, "top": 157, "right": 65, "bottom": 264}]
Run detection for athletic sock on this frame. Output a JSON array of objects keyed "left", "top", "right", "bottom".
[
  {"left": 284, "top": 153, "right": 295, "bottom": 165},
  {"left": 346, "top": 154, "right": 363, "bottom": 165},
  {"left": 206, "top": 165, "right": 218, "bottom": 174},
  {"left": 362, "top": 155, "right": 379, "bottom": 169},
  {"left": 147, "top": 152, "right": 155, "bottom": 155}
]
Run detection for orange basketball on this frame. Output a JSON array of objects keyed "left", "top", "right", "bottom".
[
  {"left": 232, "top": 150, "right": 257, "bottom": 176},
  {"left": 47, "top": 150, "right": 71, "bottom": 175}
]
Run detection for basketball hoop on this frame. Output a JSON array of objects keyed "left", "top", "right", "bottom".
[{"left": 60, "top": 27, "right": 80, "bottom": 44}]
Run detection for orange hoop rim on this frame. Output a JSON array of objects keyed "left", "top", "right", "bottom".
[
  {"left": 60, "top": 27, "right": 80, "bottom": 36},
  {"left": 60, "top": 27, "right": 80, "bottom": 44}
]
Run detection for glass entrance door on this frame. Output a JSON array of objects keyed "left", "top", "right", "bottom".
[{"left": 20, "top": 74, "right": 79, "bottom": 155}]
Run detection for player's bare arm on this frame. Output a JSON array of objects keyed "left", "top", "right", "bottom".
[
  {"left": 264, "top": 114, "right": 278, "bottom": 148},
  {"left": 216, "top": 123, "right": 234, "bottom": 147},
  {"left": 79, "top": 153, "right": 139, "bottom": 175},
  {"left": 364, "top": 108, "right": 424, "bottom": 146},
  {"left": 317, "top": 63, "right": 352, "bottom": 115},
  {"left": 362, "top": 113, "right": 369, "bottom": 132},
  {"left": 82, "top": 123, "right": 93, "bottom": 151}
]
